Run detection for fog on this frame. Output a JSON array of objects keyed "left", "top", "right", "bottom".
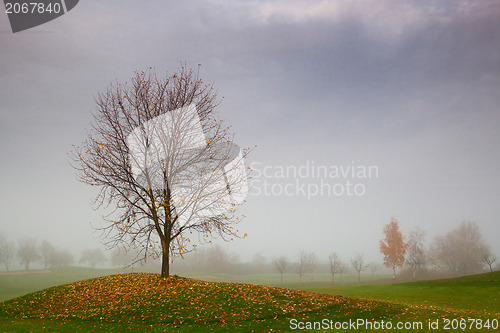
[{"left": 0, "top": 0, "right": 499, "bottom": 272}]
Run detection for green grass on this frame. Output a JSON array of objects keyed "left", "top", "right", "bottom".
[
  {"left": 0, "top": 266, "right": 127, "bottom": 302},
  {"left": 305, "top": 271, "right": 500, "bottom": 316},
  {"left": 193, "top": 272, "right": 386, "bottom": 285},
  {"left": 0, "top": 272, "right": 499, "bottom": 332}
]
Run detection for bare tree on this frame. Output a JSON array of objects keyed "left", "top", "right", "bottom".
[
  {"left": 206, "top": 244, "right": 230, "bottom": 273},
  {"left": 430, "top": 221, "right": 489, "bottom": 275},
  {"left": 40, "top": 240, "right": 73, "bottom": 268},
  {"left": 190, "top": 247, "right": 208, "bottom": 271},
  {"left": 17, "top": 238, "right": 40, "bottom": 270},
  {"left": 273, "top": 256, "right": 288, "bottom": 284},
  {"left": 47, "top": 249, "right": 73, "bottom": 268},
  {"left": 306, "top": 252, "right": 318, "bottom": 281},
  {"left": 252, "top": 252, "right": 267, "bottom": 273},
  {"left": 0, "top": 233, "right": 15, "bottom": 271},
  {"left": 405, "top": 227, "right": 426, "bottom": 278},
  {"left": 229, "top": 252, "right": 240, "bottom": 266},
  {"left": 80, "top": 249, "right": 107, "bottom": 268},
  {"left": 481, "top": 246, "right": 496, "bottom": 272},
  {"left": 40, "top": 240, "right": 55, "bottom": 270},
  {"left": 338, "top": 261, "right": 349, "bottom": 281},
  {"left": 328, "top": 252, "right": 342, "bottom": 284},
  {"left": 368, "top": 262, "right": 379, "bottom": 278},
  {"left": 70, "top": 67, "right": 250, "bottom": 277},
  {"left": 351, "top": 252, "right": 367, "bottom": 283},
  {"left": 296, "top": 251, "right": 307, "bottom": 282},
  {"left": 111, "top": 247, "right": 140, "bottom": 268},
  {"left": 252, "top": 252, "right": 266, "bottom": 265}
]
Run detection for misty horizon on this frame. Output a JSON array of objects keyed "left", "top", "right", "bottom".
[{"left": 1, "top": 0, "right": 499, "bottom": 275}]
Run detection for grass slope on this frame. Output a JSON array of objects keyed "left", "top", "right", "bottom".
[
  {"left": 0, "top": 273, "right": 498, "bottom": 332},
  {"left": 0, "top": 266, "right": 127, "bottom": 302},
  {"left": 307, "top": 271, "right": 500, "bottom": 316}
]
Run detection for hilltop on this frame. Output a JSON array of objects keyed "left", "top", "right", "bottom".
[{"left": 0, "top": 272, "right": 497, "bottom": 332}]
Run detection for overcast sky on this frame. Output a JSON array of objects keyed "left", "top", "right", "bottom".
[{"left": 1, "top": 0, "right": 499, "bottom": 266}]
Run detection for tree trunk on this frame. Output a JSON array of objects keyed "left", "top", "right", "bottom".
[
  {"left": 392, "top": 266, "right": 396, "bottom": 279},
  {"left": 161, "top": 239, "right": 170, "bottom": 278},
  {"left": 161, "top": 192, "right": 172, "bottom": 278}
]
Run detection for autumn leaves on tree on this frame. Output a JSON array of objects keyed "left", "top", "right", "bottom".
[{"left": 380, "top": 217, "right": 408, "bottom": 279}]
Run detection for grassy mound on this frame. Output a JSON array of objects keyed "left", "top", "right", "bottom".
[
  {"left": 0, "top": 273, "right": 496, "bottom": 332},
  {"left": 2, "top": 274, "right": 344, "bottom": 328}
]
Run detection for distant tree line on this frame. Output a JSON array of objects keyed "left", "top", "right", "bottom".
[
  {"left": 0, "top": 233, "right": 110, "bottom": 271},
  {"left": 379, "top": 218, "right": 497, "bottom": 278},
  {"left": 269, "top": 219, "right": 497, "bottom": 283},
  {"left": 3, "top": 218, "right": 494, "bottom": 280},
  {"left": 163, "top": 245, "right": 241, "bottom": 274},
  {"left": 156, "top": 218, "right": 497, "bottom": 284}
]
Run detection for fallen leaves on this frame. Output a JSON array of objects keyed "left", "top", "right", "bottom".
[
  {"left": 0, "top": 273, "right": 479, "bottom": 332},
  {"left": 0, "top": 273, "right": 346, "bottom": 327}
]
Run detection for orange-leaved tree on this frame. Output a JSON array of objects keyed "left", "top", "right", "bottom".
[{"left": 380, "top": 217, "right": 408, "bottom": 278}]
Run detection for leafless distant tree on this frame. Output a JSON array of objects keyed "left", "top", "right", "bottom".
[
  {"left": 306, "top": 252, "right": 318, "bottom": 280},
  {"left": 368, "top": 262, "right": 379, "bottom": 278},
  {"left": 405, "top": 227, "right": 426, "bottom": 278},
  {"left": 294, "top": 251, "right": 318, "bottom": 281},
  {"left": 40, "top": 240, "right": 73, "bottom": 269},
  {"left": 0, "top": 233, "right": 15, "bottom": 271},
  {"left": 481, "top": 246, "right": 496, "bottom": 272},
  {"left": 17, "top": 238, "right": 40, "bottom": 270},
  {"left": 111, "top": 247, "right": 140, "bottom": 268},
  {"left": 297, "top": 251, "right": 307, "bottom": 282},
  {"left": 328, "top": 252, "right": 342, "bottom": 284},
  {"left": 206, "top": 244, "right": 230, "bottom": 273},
  {"left": 190, "top": 247, "right": 209, "bottom": 270},
  {"left": 252, "top": 252, "right": 267, "bottom": 272},
  {"left": 273, "top": 256, "right": 288, "bottom": 284},
  {"left": 252, "top": 252, "right": 266, "bottom": 265},
  {"left": 430, "top": 221, "right": 489, "bottom": 275},
  {"left": 229, "top": 252, "right": 240, "bottom": 266},
  {"left": 338, "top": 261, "right": 349, "bottom": 281},
  {"left": 70, "top": 67, "right": 250, "bottom": 277},
  {"left": 47, "top": 249, "right": 73, "bottom": 268},
  {"left": 80, "top": 249, "right": 107, "bottom": 268},
  {"left": 40, "top": 240, "right": 55, "bottom": 270},
  {"left": 351, "top": 252, "right": 367, "bottom": 283}
]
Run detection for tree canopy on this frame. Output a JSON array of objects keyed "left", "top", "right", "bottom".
[{"left": 70, "top": 66, "right": 250, "bottom": 277}]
